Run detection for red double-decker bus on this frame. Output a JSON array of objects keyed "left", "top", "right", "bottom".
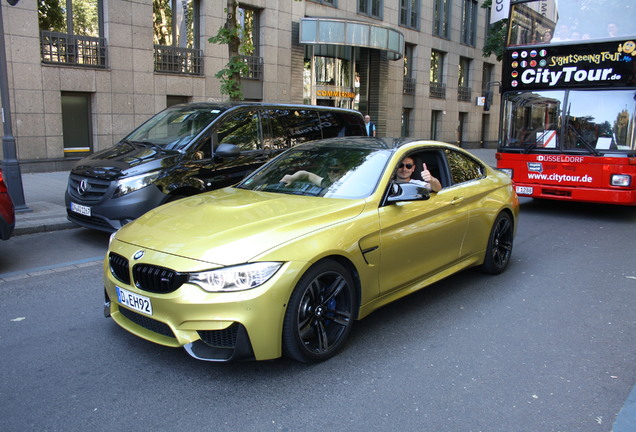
[{"left": 496, "top": 0, "right": 636, "bottom": 205}]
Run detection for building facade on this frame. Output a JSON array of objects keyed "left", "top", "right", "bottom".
[{"left": 1, "top": 0, "right": 501, "bottom": 172}]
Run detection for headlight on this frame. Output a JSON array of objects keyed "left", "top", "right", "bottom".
[
  {"left": 499, "top": 168, "right": 513, "bottom": 178},
  {"left": 189, "top": 262, "right": 283, "bottom": 292},
  {"left": 611, "top": 174, "right": 631, "bottom": 187},
  {"left": 113, "top": 172, "right": 160, "bottom": 198}
]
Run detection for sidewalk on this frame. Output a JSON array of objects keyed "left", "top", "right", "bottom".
[
  {"left": 10, "top": 148, "right": 497, "bottom": 237},
  {"left": 13, "top": 171, "right": 75, "bottom": 236}
]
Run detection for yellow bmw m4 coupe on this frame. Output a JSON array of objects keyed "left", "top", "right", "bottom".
[{"left": 104, "top": 137, "right": 519, "bottom": 363}]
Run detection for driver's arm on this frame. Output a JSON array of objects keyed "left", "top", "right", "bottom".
[{"left": 280, "top": 170, "right": 324, "bottom": 187}]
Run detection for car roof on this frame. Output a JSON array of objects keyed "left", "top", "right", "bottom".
[
  {"left": 294, "top": 137, "right": 462, "bottom": 151},
  {"left": 167, "top": 101, "right": 363, "bottom": 115}
]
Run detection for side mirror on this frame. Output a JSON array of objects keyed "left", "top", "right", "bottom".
[
  {"left": 386, "top": 182, "right": 431, "bottom": 203},
  {"left": 214, "top": 143, "right": 240, "bottom": 158}
]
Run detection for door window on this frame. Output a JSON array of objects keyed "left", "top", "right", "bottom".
[{"left": 217, "top": 111, "right": 261, "bottom": 151}]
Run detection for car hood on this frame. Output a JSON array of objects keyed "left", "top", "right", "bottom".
[
  {"left": 115, "top": 187, "right": 366, "bottom": 266},
  {"left": 71, "top": 142, "right": 179, "bottom": 179}
]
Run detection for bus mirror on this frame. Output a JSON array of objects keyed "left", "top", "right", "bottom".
[{"left": 484, "top": 91, "right": 493, "bottom": 112}]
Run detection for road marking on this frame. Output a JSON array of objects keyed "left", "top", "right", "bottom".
[{"left": 0, "top": 256, "right": 103, "bottom": 282}]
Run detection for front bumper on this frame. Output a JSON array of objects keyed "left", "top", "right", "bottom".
[
  {"left": 65, "top": 183, "right": 167, "bottom": 232},
  {"left": 103, "top": 245, "right": 304, "bottom": 361}
]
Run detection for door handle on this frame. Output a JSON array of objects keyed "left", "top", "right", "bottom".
[{"left": 451, "top": 196, "right": 464, "bottom": 205}]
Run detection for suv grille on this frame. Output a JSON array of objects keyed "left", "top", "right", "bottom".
[
  {"left": 133, "top": 264, "right": 188, "bottom": 293},
  {"left": 67, "top": 174, "right": 112, "bottom": 203}
]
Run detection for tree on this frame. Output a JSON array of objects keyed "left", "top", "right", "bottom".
[
  {"left": 209, "top": 0, "right": 302, "bottom": 100},
  {"left": 481, "top": 0, "right": 507, "bottom": 61},
  {"left": 208, "top": 0, "right": 247, "bottom": 101}
]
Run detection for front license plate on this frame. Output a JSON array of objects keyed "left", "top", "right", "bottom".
[
  {"left": 116, "top": 286, "right": 153, "bottom": 316},
  {"left": 70, "top": 202, "right": 91, "bottom": 217},
  {"left": 516, "top": 186, "right": 534, "bottom": 195}
]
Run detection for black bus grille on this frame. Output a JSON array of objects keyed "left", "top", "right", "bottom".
[
  {"left": 133, "top": 264, "right": 188, "bottom": 293},
  {"left": 109, "top": 253, "right": 130, "bottom": 284},
  {"left": 118, "top": 306, "right": 175, "bottom": 339}
]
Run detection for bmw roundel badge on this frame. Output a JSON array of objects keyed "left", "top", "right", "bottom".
[{"left": 133, "top": 250, "right": 145, "bottom": 260}]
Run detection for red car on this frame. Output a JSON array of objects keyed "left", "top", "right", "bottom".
[{"left": 0, "top": 168, "right": 15, "bottom": 240}]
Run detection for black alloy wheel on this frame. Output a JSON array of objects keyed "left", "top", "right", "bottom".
[
  {"left": 283, "top": 260, "right": 356, "bottom": 363},
  {"left": 480, "top": 212, "right": 514, "bottom": 274}
]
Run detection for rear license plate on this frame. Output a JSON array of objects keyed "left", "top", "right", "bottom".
[
  {"left": 70, "top": 202, "right": 91, "bottom": 217},
  {"left": 516, "top": 186, "right": 534, "bottom": 195},
  {"left": 116, "top": 286, "right": 153, "bottom": 316}
]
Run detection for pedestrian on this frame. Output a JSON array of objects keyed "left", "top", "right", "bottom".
[{"left": 364, "top": 115, "right": 376, "bottom": 137}]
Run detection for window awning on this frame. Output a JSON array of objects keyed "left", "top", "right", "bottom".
[{"left": 299, "top": 17, "right": 404, "bottom": 61}]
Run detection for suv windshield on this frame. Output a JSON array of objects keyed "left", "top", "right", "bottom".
[
  {"left": 501, "top": 89, "right": 636, "bottom": 154},
  {"left": 238, "top": 145, "right": 391, "bottom": 199},
  {"left": 124, "top": 106, "right": 223, "bottom": 151}
]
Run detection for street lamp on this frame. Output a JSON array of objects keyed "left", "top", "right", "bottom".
[{"left": 0, "top": 0, "right": 29, "bottom": 212}]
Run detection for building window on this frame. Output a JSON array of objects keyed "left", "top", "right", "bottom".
[
  {"left": 358, "top": 0, "right": 382, "bottom": 20},
  {"left": 458, "top": 57, "right": 472, "bottom": 102},
  {"left": 153, "top": 0, "right": 202, "bottom": 75},
  {"left": 430, "top": 50, "right": 446, "bottom": 99},
  {"left": 236, "top": 7, "right": 263, "bottom": 80},
  {"left": 309, "top": 0, "right": 337, "bottom": 5},
  {"left": 403, "top": 43, "right": 416, "bottom": 95},
  {"left": 39, "top": 0, "right": 107, "bottom": 67},
  {"left": 61, "top": 92, "right": 92, "bottom": 157},
  {"left": 461, "top": 0, "right": 478, "bottom": 46},
  {"left": 401, "top": 108, "right": 412, "bottom": 137},
  {"left": 167, "top": 95, "right": 190, "bottom": 107},
  {"left": 481, "top": 63, "right": 493, "bottom": 93},
  {"left": 400, "top": 0, "right": 420, "bottom": 29},
  {"left": 433, "top": 0, "right": 451, "bottom": 39},
  {"left": 431, "top": 110, "right": 442, "bottom": 140}
]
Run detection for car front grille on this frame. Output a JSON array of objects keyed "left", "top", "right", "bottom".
[
  {"left": 109, "top": 253, "right": 130, "bottom": 284},
  {"left": 67, "top": 174, "right": 112, "bottom": 203},
  {"left": 118, "top": 306, "right": 175, "bottom": 339},
  {"left": 133, "top": 264, "right": 188, "bottom": 294},
  {"left": 108, "top": 253, "right": 188, "bottom": 293}
]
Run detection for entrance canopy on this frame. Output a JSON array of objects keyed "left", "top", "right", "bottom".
[{"left": 299, "top": 17, "right": 404, "bottom": 60}]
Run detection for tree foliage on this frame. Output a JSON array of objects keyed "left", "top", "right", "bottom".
[
  {"left": 481, "top": 0, "right": 507, "bottom": 61},
  {"left": 38, "top": 0, "right": 99, "bottom": 37}
]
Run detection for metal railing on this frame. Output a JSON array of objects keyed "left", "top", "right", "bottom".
[
  {"left": 40, "top": 31, "right": 107, "bottom": 68},
  {"left": 154, "top": 45, "right": 203, "bottom": 75},
  {"left": 429, "top": 82, "right": 446, "bottom": 99},
  {"left": 403, "top": 76, "right": 416, "bottom": 95},
  {"left": 458, "top": 85, "right": 472, "bottom": 102},
  {"left": 237, "top": 55, "right": 263, "bottom": 80}
]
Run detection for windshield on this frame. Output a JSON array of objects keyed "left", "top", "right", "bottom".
[
  {"left": 124, "top": 106, "right": 223, "bottom": 150},
  {"left": 501, "top": 89, "right": 636, "bottom": 154},
  {"left": 237, "top": 145, "right": 391, "bottom": 199},
  {"left": 508, "top": 0, "right": 633, "bottom": 46}
]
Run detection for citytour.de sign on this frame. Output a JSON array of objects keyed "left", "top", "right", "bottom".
[{"left": 502, "top": 39, "right": 636, "bottom": 91}]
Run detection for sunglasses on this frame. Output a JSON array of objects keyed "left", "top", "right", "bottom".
[{"left": 399, "top": 163, "right": 414, "bottom": 169}]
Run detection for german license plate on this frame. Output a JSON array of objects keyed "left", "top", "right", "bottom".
[
  {"left": 516, "top": 186, "right": 534, "bottom": 195},
  {"left": 116, "top": 286, "right": 153, "bottom": 316},
  {"left": 70, "top": 202, "right": 91, "bottom": 217}
]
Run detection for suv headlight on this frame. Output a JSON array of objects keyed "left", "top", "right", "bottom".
[
  {"left": 113, "top": 172, "right": 161, "bottom": 198},
  {"left": 189, "top": 262, "right": 283, "bottom": 292}
]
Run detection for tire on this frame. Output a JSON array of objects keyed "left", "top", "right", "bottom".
[
  {"left": 282, "top": 260, "right": 356, "bottom": 363},
  {"left": 480, "top": 212, "right": 514, "bottom": 274}
]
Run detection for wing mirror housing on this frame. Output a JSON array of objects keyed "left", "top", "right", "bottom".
[
  {"left": 214, "top": 143, "right": 240, "bottom": 161},
  {"left": 386, "top": 182, "right": 431, "bottom": 203}
]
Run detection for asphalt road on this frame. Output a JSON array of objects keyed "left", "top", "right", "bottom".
[{"left": 0, "top": 198, "right": 635, "bottom": 432}]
